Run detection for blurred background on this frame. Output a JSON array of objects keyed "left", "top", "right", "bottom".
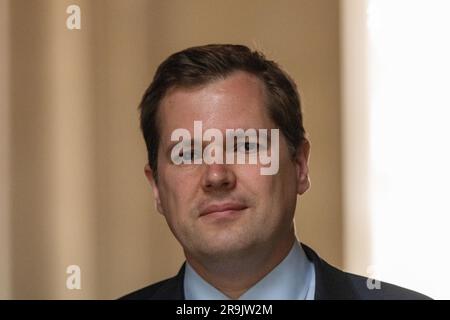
[{"left": 0, "top": 0, "right": 448, "bottom": 299}]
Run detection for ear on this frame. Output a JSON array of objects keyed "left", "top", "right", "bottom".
[
  {"left": 295, "top": 139, "right": 311, "bottom": 195},
  {"left": 144, "top": 164, "right": 164, "bottom": 215}
]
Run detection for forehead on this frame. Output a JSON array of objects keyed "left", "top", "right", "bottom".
[{"left": 158, "top": 71, "right": 275, "bottom": 136}]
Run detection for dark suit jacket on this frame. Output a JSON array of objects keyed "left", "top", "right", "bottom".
[{"left": 120, "top": 244, "right": 431, "bottom": 300}]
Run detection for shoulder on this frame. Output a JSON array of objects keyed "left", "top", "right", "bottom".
[
  {"left": 301, "top": 243, "right": 432, "bottom": 300},
  {"left": 337, "top": 265, "right": 431, "bottom": 300}
]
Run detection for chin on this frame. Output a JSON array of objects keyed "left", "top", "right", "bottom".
[{"left": 194, "top": 235, "right": 258, "bottom": 259}]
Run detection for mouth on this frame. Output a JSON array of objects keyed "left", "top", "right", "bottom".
[{"left": 199, "top": 202, "right": 248, "bottom": 219}]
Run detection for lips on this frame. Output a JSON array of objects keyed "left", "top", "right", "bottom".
[{"left": 199, "top": 202, "right": 248, "bottom": 217}]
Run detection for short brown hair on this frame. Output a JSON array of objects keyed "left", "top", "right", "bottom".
[{"left": 139, "top": 44, "right": 306, "bottom": 181}]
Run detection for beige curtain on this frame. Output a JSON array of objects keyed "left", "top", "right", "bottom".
[
  {"left": 0, "top": 0, "right": 342, "bottom": 299},
  {"left": 340, "top": 0, "right": 372, "bottom": 276}
]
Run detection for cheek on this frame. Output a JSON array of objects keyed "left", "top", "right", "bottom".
[
  {"left": 236, "top": 151, "right": 297, "bottom": 194},
  {"left": 255, "top": 160, "right": 298, "bottom": 212},
  {"left": 158, "top": 165, "right": 200, "bottom": 213},
  {"left": 236, "top": 165, "right": 277, "bottom": 204},
  {"left": 157, "top": 179, "right": 192, "bottom": 236},
  {"left": 277, "top": 164, "right": 299, "bottom": 206}
]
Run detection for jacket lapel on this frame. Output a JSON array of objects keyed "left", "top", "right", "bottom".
[
  {"left": 301, "top": 243, "right": 358, "bottom": 299},
  {"left": 150, "top": 263, "right": 186, "bottom": 299}
]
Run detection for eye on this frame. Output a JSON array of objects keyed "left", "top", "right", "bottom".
[
  {"left": 179, "top": 148, "right": 202, "bottom": 161},
  {"left": 236, "top": 141, "right": 258, "bottom": 153}
]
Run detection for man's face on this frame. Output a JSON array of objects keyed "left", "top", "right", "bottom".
[{"left": 145, "top": 71, "right": 310, "bottom": 262}]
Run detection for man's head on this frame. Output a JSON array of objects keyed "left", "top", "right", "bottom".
[
  {"left": 139, "top": 44, "right": 310, "bottom": 264},
  {"left": 140, "top": 44, "right": 306, "bottom": 182}
]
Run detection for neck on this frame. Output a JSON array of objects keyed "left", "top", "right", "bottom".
[{"left": 185, "top": 230, "right": 297, "bottom": 299}]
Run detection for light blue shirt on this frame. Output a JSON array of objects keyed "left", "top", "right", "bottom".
[{"left": 184, "top": 240, "right": 315, "bottom": 300}]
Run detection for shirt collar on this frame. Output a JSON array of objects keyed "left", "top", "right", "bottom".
[{"left": 184, "top": 240, "right": 315, "bottom": 300}]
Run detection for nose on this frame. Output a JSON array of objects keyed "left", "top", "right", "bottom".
[{"left": 201, "top": 164, "right": 237, "bottom": 192}]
